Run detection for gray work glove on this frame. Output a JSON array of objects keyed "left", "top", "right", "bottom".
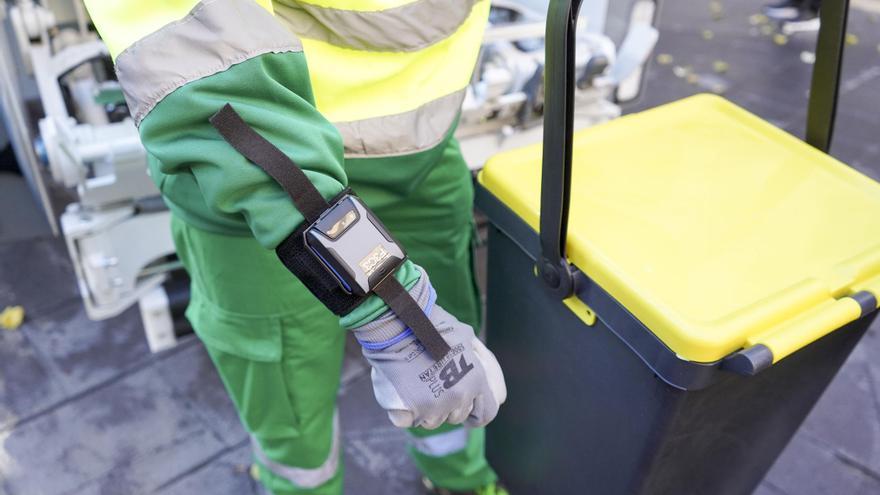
[{"left": 352, "top": 268, "right": 507, "bottom": 430}]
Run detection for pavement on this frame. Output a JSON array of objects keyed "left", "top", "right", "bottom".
[
  {"left": 0, "top": 173, "right": 52, "bottom": 242},
  {"left": 2, "top": 0, "right": 880, "bottom": 494}
]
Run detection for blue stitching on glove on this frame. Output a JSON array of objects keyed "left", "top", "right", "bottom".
[
  {"left": 357, "top": 287, "right": 437, "bottom": 350},
  {"left": 359, "top": 328, "right": 415, "bottom": 350}
]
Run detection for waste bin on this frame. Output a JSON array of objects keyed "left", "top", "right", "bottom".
[{"left": 476, "top": 1, "right": 879, "bottom": 494}]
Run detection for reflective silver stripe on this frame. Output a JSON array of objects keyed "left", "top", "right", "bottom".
[
  {"left": 116, "top": 0, "right": 303, "bottom": 126},
  {"left": 274, "top": 0, "right": 479, "bottom": 52},
  {"left": 252, "top": 413, "right": 341, "bottom": 489},
  {"left": 336, "top": 89, "right": 465, "bottom": 158},
  {"left": 410, "top": 427, "right": 469, "bottom": 457}
]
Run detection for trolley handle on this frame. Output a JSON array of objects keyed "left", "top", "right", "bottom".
[
  {"left": 537, "top": 0, "right": 852, "bottom": 298},
  {"left": 806, "top": 0, "right": 851, "bottom": 152}
]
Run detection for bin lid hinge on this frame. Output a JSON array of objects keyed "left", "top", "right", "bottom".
[
  {"left": 848, "top": 290, "right": 877, "bottom": 318},
  {"left": 722, "top": 289, "right": 878, "bottom": 377},
  {"left": 721, "top": 344, "right": 774, "bottom": 376}
]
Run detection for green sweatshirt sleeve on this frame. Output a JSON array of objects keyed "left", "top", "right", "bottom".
[
  {"left": 135, "top": 51, "right": 419, "bottom": 328},
  {"left": 139, "top": 52, "right": 343, "bottom": 250}
]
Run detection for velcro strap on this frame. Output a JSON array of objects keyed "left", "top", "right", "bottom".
[
  {"left": 373, "top": 276, "right": 451, "bottom": 359},
  {"left": 210, "top": 104, "right": 329, "bottom": 222}
]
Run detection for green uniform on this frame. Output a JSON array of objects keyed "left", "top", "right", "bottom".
[
  {"left": 173, "top": 133, "right": 493, "bottom": 493},
  {"left": 82, "top": 0, "right": 498, "bottom": 492}
]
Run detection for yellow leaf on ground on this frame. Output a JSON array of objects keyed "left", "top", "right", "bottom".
[
  {"left": 656, "top": 53, "right": 674, "bottom": 65},
  {"left": 0, "top": 306, "right": 25, "bottom": 330}
]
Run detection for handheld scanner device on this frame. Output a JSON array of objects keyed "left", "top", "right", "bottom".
[{"left": 304, "top": 195, "right": 405, "bottom": 296}]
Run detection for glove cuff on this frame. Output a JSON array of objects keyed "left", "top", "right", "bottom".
[{"left": 352, "top": 267, "right": 436, "bottom": 348}]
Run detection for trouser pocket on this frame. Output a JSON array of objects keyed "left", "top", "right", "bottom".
[{"left": 200, "top": 310, "right": 346, "bottom": 492}]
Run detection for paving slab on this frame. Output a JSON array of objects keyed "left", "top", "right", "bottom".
[
  {"left": 0, "top": 326, "right": 65, "bottom": 431},
  {"left": 764, "top": 432, "right": 880, "bottom": 495},
  {"left": 154, "top": 339, "right": 246, "bottom": 448},
  {"left": 795, "top": 327, "right": 880, "bottom": 478},
  {"left": 0, "top": 363, "right": 225, "bottom": 495},
  {"left": 0, "top": 173, "right": 52, "bottom": 243},
  {"left": 753, "top": 482, "right": 788, "bottom": 495},
  {"left": 0, "top": 236, "right": 79, "bottom": 315},
  {"left": 863, "top": 330, "right": 880, "bottom": 451},
  {"left": 22, "top": 301, "right": 151, "bottom": 396},
  {"left": 153, "top": 443, "right": 257, "bottom": 495},
  {"left": 155, "top": 342, "right": 423, "bottom": 495}
]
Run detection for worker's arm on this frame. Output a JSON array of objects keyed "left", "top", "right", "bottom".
[
  {"left": 83, "top": 0, "right": 416, "bottom": 327},
  {"left": 84, "top": 0, "right": 505, "bottom": 428}
]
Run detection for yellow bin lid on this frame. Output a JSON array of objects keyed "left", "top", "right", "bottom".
[{"left": 479, "top": 94, "right": 880, "bottom": 364}]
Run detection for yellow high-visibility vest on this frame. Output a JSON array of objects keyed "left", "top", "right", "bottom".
[{"left": 85, "top": 0, "right": 489, "bottom": 157}]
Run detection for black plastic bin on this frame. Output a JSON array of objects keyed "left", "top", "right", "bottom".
[{"left": 477, "top": 1, "right": 880, "bottom": 494}]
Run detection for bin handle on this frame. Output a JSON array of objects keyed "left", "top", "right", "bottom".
[
  {"left": 537, "top": 0, "right": 584, "bottom": 299},
  {"left": 722, "top": 291, "right": 875, "bottom": 376},
  {"left": 538, "top": 0, "right": 852, "bottom": 301},
  {"left": 806, "top": 0, "right": 851, "bottom": 153}
]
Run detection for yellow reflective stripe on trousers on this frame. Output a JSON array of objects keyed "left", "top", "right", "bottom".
[
  {"left": 112, "top": 0, "right": 302, "bottom": 126},
  {"left": 84, "top": 0, "right": 273, "bottom": 60},
  {"left": 410, "top": 427, "right": 469, "bottom": 457},
  {"left": 252, "top": 413, "right": 341, "bottom": 489},
  {"left": 273, "top": 0, "right": 479, "bottom": 52}
]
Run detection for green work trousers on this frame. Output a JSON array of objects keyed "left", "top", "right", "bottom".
[{"left": 171, "top": 137, "right": 496, "bottom": 494}]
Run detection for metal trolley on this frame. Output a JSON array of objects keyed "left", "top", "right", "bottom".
[{"left": 476, "top": 1, "right": 878, "bottom": 493}]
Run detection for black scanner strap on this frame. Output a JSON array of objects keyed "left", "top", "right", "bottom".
[
  {"left": 373, "top": 276, "right": 452, "bottom": 359},
  {"left": 210, "top": 104, "right": 329, "bottom": 223},
  {"left": 209, "top": 104, "right": 451, "bottom": 360},
  {"left": 210, "top": 104, "right": 366, "bottom": 316}
]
